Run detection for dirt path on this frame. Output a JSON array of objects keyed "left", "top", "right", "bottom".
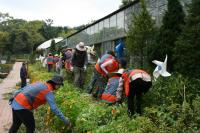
[{"left": 0, "top": 62, "right": 22, "bottom": 132}]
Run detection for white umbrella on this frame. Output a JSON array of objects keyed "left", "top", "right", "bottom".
[{"left": 37, "top": 37, "right": 63, "bottom": 50}]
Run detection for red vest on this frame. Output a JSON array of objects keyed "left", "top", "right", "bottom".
[
  {"left": 123, "top": 69, "right": 150, "bottom": 97},
  {"left": 47, "top": 56, "right": 54, "bottom": 64},
  {"left": 95, "top": 55, "right": 119, "bottom": 77},
  {"left": 15, "top": 82, "right": 53, "bottom": 110}
]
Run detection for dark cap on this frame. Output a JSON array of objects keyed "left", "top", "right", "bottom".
[{"left": 48, "top": 75, "right": 64, "bottom": 85}]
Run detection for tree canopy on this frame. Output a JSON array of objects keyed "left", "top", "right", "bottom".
[
  {"left": 174, "top": 0, "right": 200, "bottom": 78},
  {"left": 126, "top": 0, "right": 156, "bottom": 69},
  {"left": 0, "top": 13, "right": 72, "bottom": 56},
  {"left": 153, "top": 0, "right": 185, "bottom": 71}
]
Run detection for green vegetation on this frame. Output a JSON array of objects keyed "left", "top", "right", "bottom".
[
  {"left": 2, "top": 0, "right": 200, "bottom": 132},
  {"left": 150, "top": 0, "right": 185, "bottom": 71},
  {"left": 126, "top": 0, "right": 156, "bottom": 69},
  {"left": 0, "top": 64, "right": 13, "bottom": 73},
  {"left": 27, "top": 62, "right": 200, "bottom": 132},
  {"left": 0, "top": 13, "right": 72, "bottom": 59},
  {"left": 174, "top": 0, "right": 200, "bottom": 78}
]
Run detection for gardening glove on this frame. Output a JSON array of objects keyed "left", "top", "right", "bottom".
[
  {"left": 70, "top": 67, "right": 73, "bottom": 72},
  {"left": 83, "top": 65, "right": 87, "bottom": 71}
]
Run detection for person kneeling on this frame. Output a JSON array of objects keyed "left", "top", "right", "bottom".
[{"left": 101, "top": 69, "right": 124, "bottom": 105}]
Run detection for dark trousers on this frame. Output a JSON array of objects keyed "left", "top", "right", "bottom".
[
  {"left": 21, "top": 78, "right": 27, "bottom": 88},
  {"left": 9, "top": 109, "right": 35, "bottom": 133},
  {"left": 47, "top": 64, "right": 53, "bottom": 72},
  {"left": 128, "top": 78, "right": 152, "bottom": 116},
  {"left": 73, "top": 66, "right": 85, "bottom": 89},
  {"left": 87, "top": 69, "right": 107, "bottom": 98}
]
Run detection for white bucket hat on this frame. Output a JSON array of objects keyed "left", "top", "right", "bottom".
[{"left": 76, "top": 42, "right": 86, "bottom": 51}]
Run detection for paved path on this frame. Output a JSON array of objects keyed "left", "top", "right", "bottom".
[{"left": 0, "top": 62, "right": 22, "bottom": 132}]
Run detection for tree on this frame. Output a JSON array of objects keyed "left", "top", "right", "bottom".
[
  {"left": 174, "top": 0, "right": 200, "bottom": 78},
  {"left": 120, "top": 0, "right": 134, "bottom": 8},
  {"left": 0, "top": 31, "right": 9, "bottom": 55},
  {"left": 126, "top": 0, "right": 156, "bottom": 69},
  {"left": 0, "top": 12, "right": 13, "bottom": 23},
  {"left": 39, "top": 19, "right": 61, "bottom": 39},
  {"left": 50, "top": 39, "right": 56, "bottom": 54},
  {"left": 154, "top": 0, "right": 185, "bottom": 71}
]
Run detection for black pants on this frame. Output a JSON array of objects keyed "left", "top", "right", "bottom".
[
  {"left": 47, "top": 64, "right": 53, "bottom": 72},
  {"left": 9, "top": 109, "right": 35, "bottom": 133},
  {"left": 128, "top": 78, "right": 152, "bottom": 116},
  {"left": 21, "top": 78, "right": 27, "bottom": 88}
]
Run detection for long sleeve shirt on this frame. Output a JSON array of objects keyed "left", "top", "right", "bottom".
[
  {"left": 20, "top": 66, "right": 27, "bottom": 79},
  {"left": 71, "top": 50, "right": 88, "bottom": 68},
  {"left": 116, "top": 77, "right": 124, "bottom": 101},
  {"left": 11, "top": 92, "right": 69, "bottom": 125},
  {"left": 100, "top": 59, "right": 114, "bottom": 75}
]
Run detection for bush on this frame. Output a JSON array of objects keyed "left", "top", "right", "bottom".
[
  {"left": 27, "top": 62, "right": 200, "bottom": 132},
  {"left": 0, "top": 64, "right": 13, "bottom": 73}
]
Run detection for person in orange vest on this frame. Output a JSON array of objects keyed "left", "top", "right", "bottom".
[
  {"left": 87, "top": 50, "right": 119, "bottom": 98},
  {"left": 9, "top": 75, "right": 71, "bottom": 133},
  {"left": 47, "top": 53, "right": 54, "bottom": 72},
  {"left": 101, "top": 69, "right": 124, "bottom": 105},
  {"left": 116, "top": 69, "right": 152, "bottom": 116}
]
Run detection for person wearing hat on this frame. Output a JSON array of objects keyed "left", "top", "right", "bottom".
[
  {"left": 64, "top": 48, "right": 73, "bottom": 71},
  {"left": 101, "top": 69, "right": 124, "bottom": 105},
  {"left": 116, "top": 69, "right": 152, "bottom": 116},
  {"left": 20, "top": 62, "right": 27, "bottom": 88},
  {"left": 9, "top": 75, "right": 71, "bottom": 133},
  {"left": 71, "top": 42, "right": 88, "bottom": 89}
]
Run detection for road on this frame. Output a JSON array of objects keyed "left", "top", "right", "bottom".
[{"left": 0, "top": 62, "right": 22, "bottom": 132}]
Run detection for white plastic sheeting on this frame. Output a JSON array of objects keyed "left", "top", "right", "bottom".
[{"left": 37, "top": 37, "right": 63, "bottom": 50}]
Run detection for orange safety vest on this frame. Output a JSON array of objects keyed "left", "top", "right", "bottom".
[
  {"left": 15, "top": 82, "right": 53, "bottom": 110},
  {"left": 101, "top": 76, "right": 120, "bottom": 103},
  {"left": 123, "top": 69, "right": 150, "bottom": 97},
  {"left": 95, "top": 55, "right": 119, "bottom": 77}
]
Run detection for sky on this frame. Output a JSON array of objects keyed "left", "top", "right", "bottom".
[{"left": 0, "top": 0, "right": 122, "bottom": 27}]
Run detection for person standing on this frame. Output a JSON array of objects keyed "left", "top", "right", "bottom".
[
  {"left": 9, "top": 75, "right": 71, "bottom": 133},
  {"left": 64, "top": 48, "right": 73, "bottom": 71},
  {"left": 116, "top": 69, "right": 152, "bottom": 116},
  {"left": 47, "top": 53, "right": 54, "bottom": 72},
  {"left": 71, "top": 42, "right": 88, "bottom": 89},
  {"left": 20, "top": 62, "right": 27, "bottom": 88}
]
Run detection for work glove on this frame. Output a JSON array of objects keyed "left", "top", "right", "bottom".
[
  {"left": 70, "top": 67, "right": 73, "bottom": 72},
  {"left": 83, "top": 66, "right": 87, "bottom": 71}
]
